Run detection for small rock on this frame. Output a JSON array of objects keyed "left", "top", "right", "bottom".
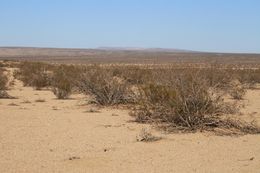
[
  {"left": 250, "top": 157, "right": 254, "bottom": 161},
  {"left": 68, "top": 156, "right": 80, "bottom": 160}
]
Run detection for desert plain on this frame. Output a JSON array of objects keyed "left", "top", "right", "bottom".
[{"left": 0, "top": 49, "right": 260, "bottom": 173}]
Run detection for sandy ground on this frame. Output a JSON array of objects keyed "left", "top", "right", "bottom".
[{"left": 0, "top": 69, "right": 260, "bottom": 173}]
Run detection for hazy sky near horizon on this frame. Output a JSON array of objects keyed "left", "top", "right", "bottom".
[{"left": 0, "top": 0, "right": 260, "bottom": 53}]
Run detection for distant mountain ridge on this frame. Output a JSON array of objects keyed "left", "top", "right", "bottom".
[
  {"left": 97, "top": 47, "right": 195, "bottom": 52},
  {"left": 1, "top": 47, "right": 259, "bottom": 65},
  {"left": 0, "top": 47, "right": 196, "bottom": 57}
]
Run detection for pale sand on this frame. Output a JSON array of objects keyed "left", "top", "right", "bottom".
[{"left": 0, "top": 69, "right": 260, "bottom": 173}]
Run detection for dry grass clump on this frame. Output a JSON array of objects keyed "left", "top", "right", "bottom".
[
  {"left": 15, "top": 62, "right": 52, "bottom": 90},
  {"left": 131, "top": 71, "right": 260, "bottom": 134},
  {"left": 77, "top": 66, "right": 134, "bottom": 106},
  {"left": 136, "top": 128, "right": 162, "bottom": 142}
]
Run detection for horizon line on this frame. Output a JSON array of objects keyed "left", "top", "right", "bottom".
[{"left": 0, "top": 46, "right": 260, "bottom": 55}]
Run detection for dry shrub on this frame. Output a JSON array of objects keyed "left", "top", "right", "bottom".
[
  {"left": 190, "top": 67, "right": 260, "bottom": 91},
  {"left": 0, "top": 60, "right": 20, "bottom": 68},
  {"left": 121, "top": 66, "right": 153, "bottom": 85},
  {"left": 202, "top": 68, "right": 233, "bottom": 89},
  {"left": 0, "top": 68, "right": 10, "bottom": 98},
  {"left": 77, "top": 66, "right": 134, "bottom": 106},
  {"left": 133, "top": 73, "right": 225, "bottom": 128},
  {"left": 136, "top": 128, "right": 161, "bottom": 142},
  {"left": 229, "top": 80, "right": 246, "bottom": 100},
  {"left": 0, "top": 68, "right": 7, "bottom": 91},
  {"left": 15, "top": 62, "right": 52, "bottom": 90},
  {"left": 131, "top": 71, "right": 259, "bottom": 134},
  {"left": 235, "top": 69, "right": 260, "bottom": 85},
  {"left": 216, "top": 119, "right": 260, "bottom": 135},
  {"left": 51, "top": 65, "right": 77, "bottom": 99},
  {"left": 0, "top": 70, "right": 14, "bottom": 99},
  {"left": 0, "top": 62, "right": 4, "bottom": 68},
  {"left": 101, "top": 65, "right": 153, "bottom": 85}
]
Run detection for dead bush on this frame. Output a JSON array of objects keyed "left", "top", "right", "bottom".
[{"left": 77, "top": 66, "right": 134, "bottom": 106}]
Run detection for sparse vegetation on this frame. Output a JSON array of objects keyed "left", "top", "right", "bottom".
[
  {"left": 130, "top": 69, "right": 260, "bottom": 134},
  {"left": 0, "top": 67, "right": 10, "bottom": 98},
  {"left": 136, "top": 128, "right": 162, "bottom": 142},
  {"left": 35, "top": 98, "right": 46, "bottom": 102},
  {"left": 77, "top": 66, "right": 135, "bottom": 106},
  {"left": 15, "top": 62, "right": 52, "bottom": 90},
  {"left": 51, "top": 65, "right": 75, "bottom": 99},
  {"left": 8, "top": 102, "right": 19, "bottom": 106},
  {"left": 5, "top": 60, "right": 260, "bottom": 135},
  {"left": 229, "top": 80, "right": 246, "bottom": 100},
  {"left": 132, "top": 72, "right": 227, "bottom": 130},
  {"left": 21, "top": 100, "right": 31, "bottom": 104},
  {"left": 0, "top": 68, "right": 7, "bottom": 91}
]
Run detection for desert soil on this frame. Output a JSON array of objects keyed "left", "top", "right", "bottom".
[{"left": 0, "top": 68, "right": 260, "bottom": 173}]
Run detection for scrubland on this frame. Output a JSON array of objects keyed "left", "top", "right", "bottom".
[{"left": 1, "top": 60, "right": 260, "bottom": 173}]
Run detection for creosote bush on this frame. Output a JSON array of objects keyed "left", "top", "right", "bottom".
[
  {"left": 77, "top": 66, "right": 134, "bottom": 106},
  {"left": 10, "top": 61, "right": 260, "bottom": 134},
  {"left": 0, "top": 68, "right": 8, "bottom": 98},
  {"left": 51, "top": 65, "right": 75, "bottom": 99},
  {"left": 131, "top": 71, "right": 260, "bottom": 134},
  {"left": 133, "top": 73, "right": 225, "bottom": 128},
  {"left": 0, "top": 69, "right": 7, "bottom": 91},
  {"left": 229, "top": 80, "right": 246, "bottom": 100},
  {"left": 15, "top": 62, "right": 52, "bottom": 90},
  {"left": 0, "top": 68, "right": 13, "bottom": 99}
]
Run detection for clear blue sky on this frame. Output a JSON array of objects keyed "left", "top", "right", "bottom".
[{"left": 1, "top": 0, "right": 260, "bottom": 53}]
